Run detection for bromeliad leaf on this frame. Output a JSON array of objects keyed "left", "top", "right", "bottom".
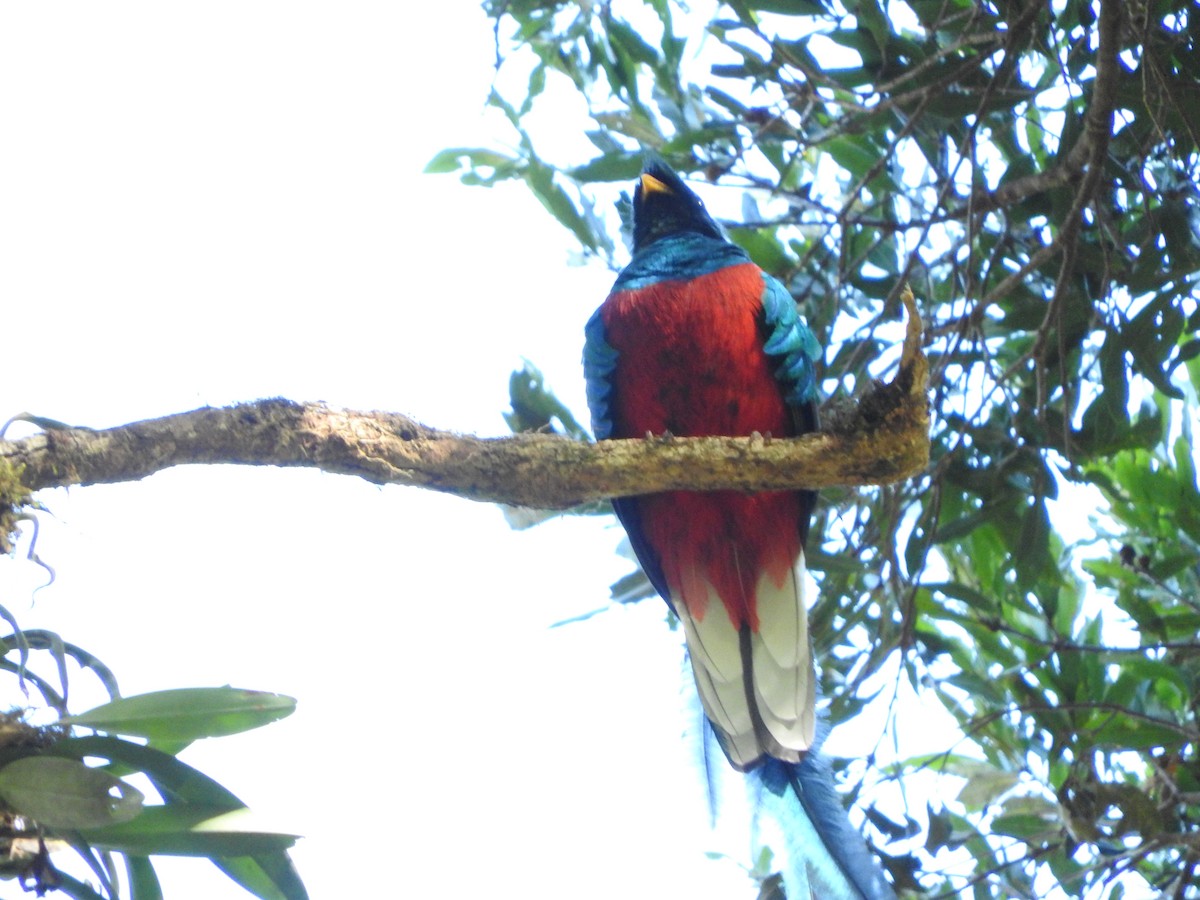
[
  {"left": 67, "top": 687, "right": 295, "bottom": 742},
  {"left": 78, "top": 805, "right": 298, "bottom": 857},
  {"left": 0, "top": 756, "right": 142, "bottom": 828}
]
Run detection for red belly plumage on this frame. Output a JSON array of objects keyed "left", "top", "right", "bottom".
[{"left": 601, "top": 262, "right": 803, "bottom": 631}]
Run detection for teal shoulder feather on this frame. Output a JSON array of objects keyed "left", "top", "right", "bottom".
[{"left": 761, "top": 274, "right": 821, "bottom": 407}]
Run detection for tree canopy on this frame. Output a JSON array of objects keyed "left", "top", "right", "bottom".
[{"left": 432, "top": 0, "right": 1200, "bottom": 896}]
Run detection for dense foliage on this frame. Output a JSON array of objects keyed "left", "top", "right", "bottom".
[
  {"left": 0, "top": 589, "right": 303, "bottom": 900},
  {"left": 432, "top": 0, "right": 1200, "bottom": 895}
]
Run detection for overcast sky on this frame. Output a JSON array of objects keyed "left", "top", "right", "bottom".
[{"left": 0, "top": 3, "right": 789, "bottom": 898}]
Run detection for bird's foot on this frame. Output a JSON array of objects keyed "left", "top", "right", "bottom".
[{"left": 748, "top": 430, "right": 774, "bottom": 447}]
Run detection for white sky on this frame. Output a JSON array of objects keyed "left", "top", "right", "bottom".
[{"left": 0, "top": 3, "right": 775, "bottom": 898}]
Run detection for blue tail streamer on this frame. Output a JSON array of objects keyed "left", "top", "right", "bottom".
[{"left": 753, "top": 756, "right": 895, "bottom": 900}]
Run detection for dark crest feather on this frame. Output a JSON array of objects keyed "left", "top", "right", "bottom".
[{"left": 632, "top": 158, "right": 725, "bottom": 250}]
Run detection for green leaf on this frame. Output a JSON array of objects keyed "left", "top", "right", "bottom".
[
  {"left": 727, "top": 227, "right": 793, "bottom": 274},
  {"left": 53, "top": 735, "right": 245, "bottom": 808},
  {"left": 991, "top": 812, "right": 1058, "bottom": 841},
  {"left": 926, "top": 580, "right": 997, "bottom": 613},
  {"left": 0, "top": 756, "right": 143, "bottom": 828},
  {"left": 503, "top": 362, "right": 589, "bottom": 440},
  {"left": 933, "top": 508, "right": 991, "bottom": 543},
  {"left": 78, "top": 805, "right": 298, "bottom": 856},
  {"left": 1052, "top": 580, "right": 1083, "bottom": 638},
  {"left": 607, "top": 17, "right": 661, "bottom": 67},
  {"left": 127, "top": 856, "right": 164, "bottom": 900},
  {"left": 52, "top": 736, "right": 307, "bottom": 900},
  {"left": 943, "top": 758, "right": 1021, "bottom": 811},
  {"left": 741, "top": 0, "right": 827, "bottom": 13},
  {"left": 823, "top": 134, "right": 881, "bottom": 182},
  {"left": 1117, "top": 657, "right": 1191, "bottom": 701},
  {"left": 523, "top": 160, "right": 598, "bottom": 251},
  {"left": 566, "top": 152, "right": 644, "bottom": 183},
  {"left": 214, "top": 853, "right": 309, "bottom": 900},
  {"left": 423, "top": 147, "right": 518, "bottom": 177},
  {"left": 1014, "top": 499, "right": 1053, "bottom": 594},
  {"left": 1077, "top": 329, "right": 1131, "bottom": 453},
  {"left": 68, "top": 687, "right": 295, "bottom": 742},
  {"left": 1090, "top": 715, "right": 1186, "bottom": 751},
  {"left": 593, "top": 110, "right": 663, "bottom": 145},
  {"left": 924, "top": 803, "right": 953, "bottom": 851},
  {"left": 825, "top": 26, "right": 883, "bottom": 68}
]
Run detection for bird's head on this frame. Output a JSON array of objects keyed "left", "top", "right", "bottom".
[{"left": 631, "top": 158, "right": 725, "bottom": 250}]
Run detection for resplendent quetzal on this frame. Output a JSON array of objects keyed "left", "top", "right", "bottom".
[{"left": 584, "top": 158, "right": 895, "bottom": 900}]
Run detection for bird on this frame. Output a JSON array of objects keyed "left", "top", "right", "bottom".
[{"left": 583, "top": 157, "right": 895, "bottom": 900}]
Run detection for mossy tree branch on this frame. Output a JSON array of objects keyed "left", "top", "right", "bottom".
[{"left": 0, "top": 291, "right": 928, "bottom": 514}]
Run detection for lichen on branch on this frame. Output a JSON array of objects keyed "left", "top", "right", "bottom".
[{"left": 0, "top": 458, "right": 33, "bottom": 554}]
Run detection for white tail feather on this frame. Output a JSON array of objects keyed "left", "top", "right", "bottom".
[
  {"left": 751, "top": 555, "right": 816, "bottom": 752},
  {"left": 755, "top": 560, "right": 807, "bottom": 667},
  {"left": 676, "top": 585, "right": 743, "bottom": 681},
  {"left": 673, "top": 554, "right": 816, "bottom": 770}
]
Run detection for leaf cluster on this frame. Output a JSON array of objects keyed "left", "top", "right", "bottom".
[
  {"left": 0, "top": 608, "right": 305, "bottom": 900},
  {"left": 449, "top": 0, "right": 1200, "bottom": 895}
]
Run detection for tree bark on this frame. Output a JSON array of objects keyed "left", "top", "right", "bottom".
[{"left": 0, "top": 291, "right": 928, "bottom": 513}]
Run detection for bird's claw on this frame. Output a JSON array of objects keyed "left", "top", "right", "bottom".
[{"left": 748, "top": 430, "right": 774, "bottom": 447}]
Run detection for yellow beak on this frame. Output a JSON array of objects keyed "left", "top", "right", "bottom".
[{"left": 639, "top": 173, "right": 672, "bottom": 196}]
